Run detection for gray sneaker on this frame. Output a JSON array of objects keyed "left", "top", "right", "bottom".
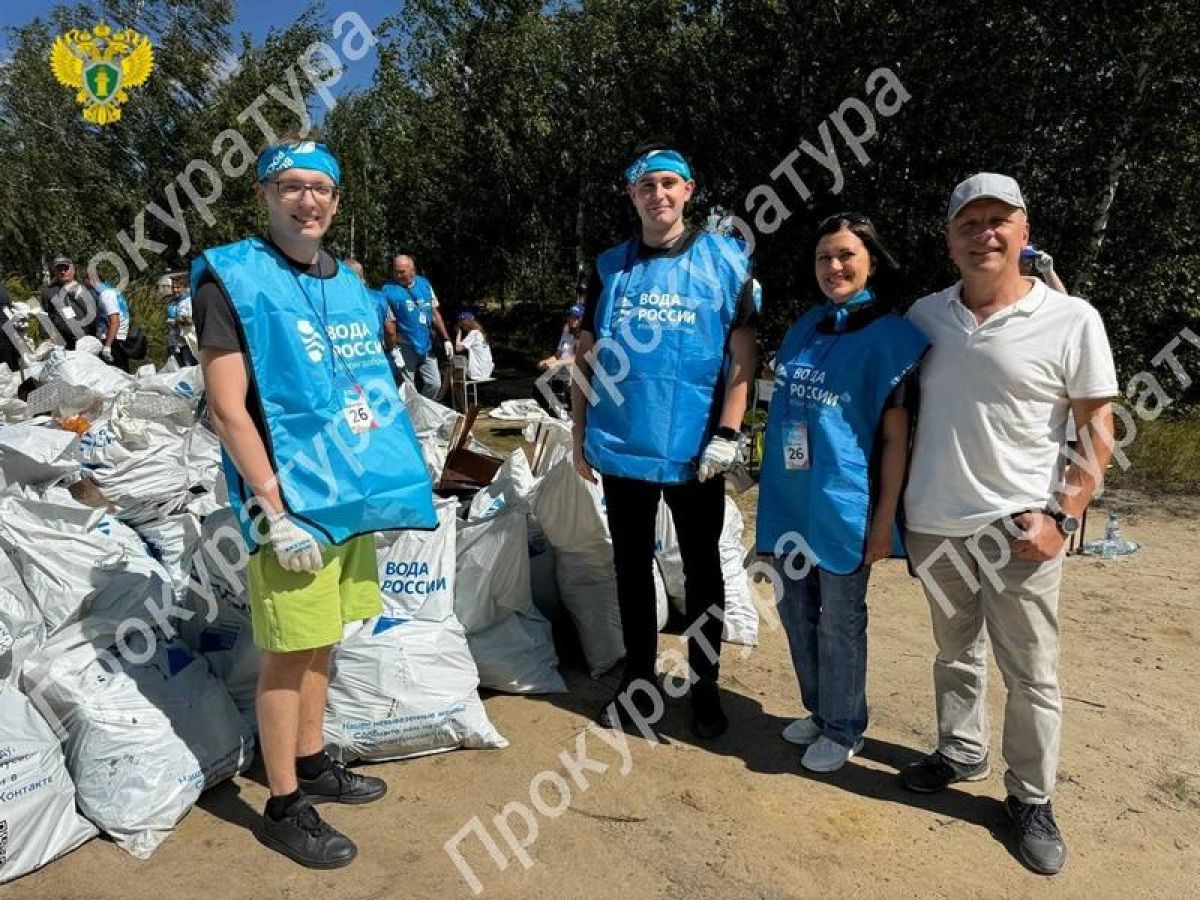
[
  {"left": 900, "top": 750, "right": 990, "bottom": 793},
  {"left": 1005, "top": 796, "right": 1066, "bottom": 875}
]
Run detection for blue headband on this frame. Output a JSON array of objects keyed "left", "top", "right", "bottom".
[
  {"left": 624, "top": 149, "right": 692, "bottom": 185},
  {"left": 256, "top": 141, "right": 341, "bottom": 185},
  {"left": 458, "top": 311, "right": 475, "bottom": 321}
]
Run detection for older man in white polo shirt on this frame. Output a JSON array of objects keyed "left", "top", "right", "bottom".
[{"left": 901, "top": 173, "right": 1118, "bottom": 876}]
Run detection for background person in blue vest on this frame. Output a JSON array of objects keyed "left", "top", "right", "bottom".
[
  {"left": 572, "top": 145, "right": 759, "bottom": 740},
  {"left": 381, "top": 253, "right": 453, "bottom": 398},
  {"left": 193, "top": 136, "right": 437, "bottom": 869},
  {"left": 899, "top": 173, "right": 1117, "bottom": 876},
  {"left": 344, "top": 257, "right": 403, "bottom": 382},
  {"left": 755, "top": 213, "right": 929, "bottom": 773},
  {"left": 163, "top": 272, "right": 198, "bottom": 367}
]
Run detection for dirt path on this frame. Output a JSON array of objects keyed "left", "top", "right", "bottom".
[{"left": 10, "top": 480, "right": 1200, "bottom": 900}]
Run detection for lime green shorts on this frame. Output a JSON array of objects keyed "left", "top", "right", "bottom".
[{"left": 247, "top": 533, "right": 381, "bottom": 653}]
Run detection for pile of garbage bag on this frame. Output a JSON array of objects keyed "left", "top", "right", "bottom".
[{"left": 0, "top": 348, "right": 758, "bottom": 883}]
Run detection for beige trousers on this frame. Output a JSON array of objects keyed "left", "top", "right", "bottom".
[{"left": 906, "top": 525, "right": 1064, "bottom": 803}]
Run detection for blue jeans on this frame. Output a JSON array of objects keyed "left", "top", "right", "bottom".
[
  {"left": 399, "top": 342, "right": 442, "bottom": 399},
  {"left": 776, "top": 562, "right": 871, "bottom": 748}
]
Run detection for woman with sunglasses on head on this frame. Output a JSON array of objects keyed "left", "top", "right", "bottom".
[{"left": 755, "top": 213, "right": 930, "bottom": 773}]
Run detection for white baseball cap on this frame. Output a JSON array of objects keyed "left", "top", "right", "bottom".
[{"left": 947, "top": 172, "right": 1026, "bottom": 222}]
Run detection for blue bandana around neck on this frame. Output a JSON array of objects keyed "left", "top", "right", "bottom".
[
  {"left": 624, "top": 149, "right": 692, "bottom": 185},
  {"left": 824, "top": 288, "right": 875, "bottom": 332},
  {"left": 256, "top": 141, "right": 341, "bottom": 185}
]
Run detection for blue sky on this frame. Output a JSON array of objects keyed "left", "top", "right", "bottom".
[{"left": 0, "top": 1, "right": 399, "bottom": 95}]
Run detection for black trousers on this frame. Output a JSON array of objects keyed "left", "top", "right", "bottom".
[{"left": 601, "top": 473, "right": 726, "bottom": 687}]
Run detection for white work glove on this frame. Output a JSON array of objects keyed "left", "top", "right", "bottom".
[
  {"left": 443, "top": 340, "right": 454, "bottom": 359},
  {"left": 391, "top": 347, "right": 406, "bottom": 370},
  {"left": 267, "top": 512, "right": 323, "bottom": 573},
  {"left": 100, "top": 346, "right": 113, "bottom": 363},
  {"left": 697, "top": 434, "right": 740, "bottom": 482},
  {"left": 1034, "top": 251, "right": 1054, "bottom": 275}
]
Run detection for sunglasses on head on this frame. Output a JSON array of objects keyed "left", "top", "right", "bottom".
[{"left": 818, "top": 211, "right": 873, "bottom": 230}]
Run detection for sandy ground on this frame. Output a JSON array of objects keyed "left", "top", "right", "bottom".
[{"left": 7, "top": 406, "right": 1200, "bottom": 899}]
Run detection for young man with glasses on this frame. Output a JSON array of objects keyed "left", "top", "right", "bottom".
[{"left": 193, "top": 137, "right": 436, "bottom": 869}]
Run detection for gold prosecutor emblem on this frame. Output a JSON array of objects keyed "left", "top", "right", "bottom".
[{"left": 50, "top": 23, "right": 154, "bottom": 125}]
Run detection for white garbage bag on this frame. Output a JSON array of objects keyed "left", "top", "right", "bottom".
[
  {"left": 455, "top": 508, "right": 565, "bottom": 694},
  {"left": 0, "top": 397, "right": 29, "bottom": 424},
  {"left": 78, "top": 417, "right": 215, "bottom": 524},
  {"left": 526, "top": 419, "right": 574, "bottom": 477},
  {"left": 0, "top": 424, "right": 80, "bottom": 488},
  {"left": 467, "top": 610, "right": 566, "bottom": 694},
  {"left": 656, "top": 497, "right": 759, "bottom": 645},
  {"left": 38, "top": 350, "right": 133, "bottom": 403},
  {"left": 21, "top": 624, "right": 254, "bottom": 859},
  {"left": 0, "top": 553, "right": 42, "bottom": 685},
  {"left": 552, "top": 548, "right": 624, "bottom": 677},
  {"left": 467, "top": 448, "right": 537, "bottom": 520},
  {"left": 0, "top": 365, "right": 19, "bottom": 400},
  {"left": 135, "top": 511, "right": 203, "bottom": 603},
  {"left": 527, "top": 516, "right": 563, "bottom": 622},
  {"left": 0, "top": 685, "right": 96, "bottom": 884},
  {"left": 454, "top": 507, "right": 535, "bottom": 632},
  {"left": 719, "top": 498, "right": 759, "bottom": 646},
  {"left": 532, "top": 456, "right": 608, "bottom": 550},
  {"left": 0, "top": 491, "right": 171, "bottom": 635},
  {"left": 532, "top": 459, "right": 626, "bottom": 676},
  {"left": 324, "top": 614, "right": 507, "bottom": 762},
  {"left": 176, "top": 509, "right": 258, "bottom": 729},
  {"left": 486, "top": 399, "right": 550, "bottom": 422},
  {"left": 375, "top": 498, "right": 457, "bottom": 621}
]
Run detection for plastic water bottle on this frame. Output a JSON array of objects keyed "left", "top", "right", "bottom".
[{"left": 1102, "top": 510, "right": 1121, "bottom": 558}]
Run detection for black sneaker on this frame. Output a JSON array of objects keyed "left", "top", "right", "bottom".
[
  {"left": 257, "top": 798, "right": 357, "bottom": 869},
  {"left": 689, "top": 681, "right": 728, "bottom": 740},
  {"left": 595, "top": 679, "right": 664, "bottom": 730},
  {"left": 900, "top": 750, "right": 990, "bottom": 793},
  {"left": 1005, "top": 796, "right": 1066, "bottom": 875},
  {"left": 299, "top": 759, "right": 388, "bottom": 805}
]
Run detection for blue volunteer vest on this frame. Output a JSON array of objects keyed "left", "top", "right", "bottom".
[
  {"left": 584, "top": 232, "right": 749, "bottom": 483},
  {"left": 192, "top": 237, "right": 437, "bottom": 549},
  {"left": 756, "top": 304, "right": 929, "bottom": 573},
  {"left": 380, "top": 276, "right": 436, "bottom": 356},
  {"left": 94, "top": 283, "right": 131, "bottom": 339}
]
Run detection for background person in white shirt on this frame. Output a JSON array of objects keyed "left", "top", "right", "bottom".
[
  {"left": 900, "top": 173, "right": 1117, "bottom": 877},
  {"left": 81, "top": 270, "right": 132, "bottom": 369},
  {"left": 454, "top": 310, "right": 494, "bottom": 381}
]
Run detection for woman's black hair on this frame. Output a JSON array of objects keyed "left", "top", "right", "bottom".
[{"left": 814, "top": 212, "right": 901, "bottom": 280}]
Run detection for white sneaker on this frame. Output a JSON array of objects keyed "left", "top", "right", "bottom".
[
  {"left": 781, "top": 716, "right": 822, "bottom": 745},
  {"left": 801, "top": 735, "right": 864, "bottom": 773}
]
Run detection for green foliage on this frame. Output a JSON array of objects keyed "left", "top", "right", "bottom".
[{"left": 0, "top": 0, "right": 1197, "bottom": 395}]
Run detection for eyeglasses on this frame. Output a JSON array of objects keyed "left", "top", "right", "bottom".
[
  {"left": 269, "top": 180, "right": 339, "bottom": 202},
  {"left": 818, "top": 211, "right": 872, "bottom": 230}
]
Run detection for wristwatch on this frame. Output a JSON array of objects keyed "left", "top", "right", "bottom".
[
  {"left": 1042, "top": 507, "right": 1080, "bottom": 536},
  {"left": 715, "top": 426, "right": 740, "bottom": 441}
]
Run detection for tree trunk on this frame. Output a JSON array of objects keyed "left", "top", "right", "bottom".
[{"left": 1075, "top": 56, "right": 1152, "bottom": 297}]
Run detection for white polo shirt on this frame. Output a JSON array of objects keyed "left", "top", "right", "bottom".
[{"left": 904, "top": 278, "right": 1118, "bottom": 537}]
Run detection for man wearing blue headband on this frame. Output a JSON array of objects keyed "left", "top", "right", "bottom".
[
  {"left": 573, "top": 142, "right": 759, "bottom": 740},
  {"left": 192, "top": 134, "right": 436, "bottom": 869}
]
